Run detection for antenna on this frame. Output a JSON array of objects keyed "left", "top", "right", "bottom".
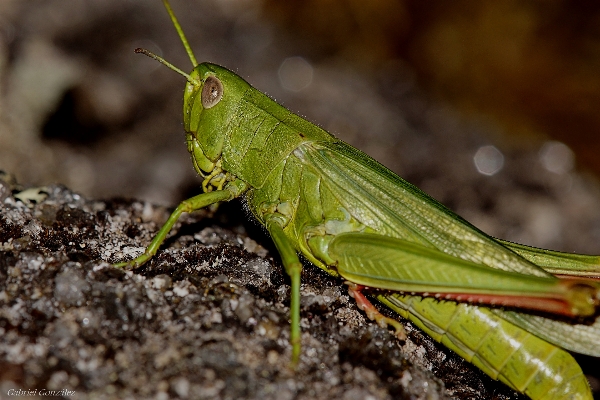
[
  {"left": 162, "top": 0, "right": 198, "bottom": 67},
  {"left": 134, "top": 48, "right": 197, "bottom": 84}
]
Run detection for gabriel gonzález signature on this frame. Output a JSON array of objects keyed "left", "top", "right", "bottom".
[{"left": 7, "top": 388, "right": 76, "bottom": 396}]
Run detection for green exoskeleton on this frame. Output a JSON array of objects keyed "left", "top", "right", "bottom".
[{"left": 115, "top": 1, "right": 600, "bottom": 398}]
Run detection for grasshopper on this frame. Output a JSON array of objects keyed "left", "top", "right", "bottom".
[{"left": 115, "top": 1, "right": 600, "bottom": 398}]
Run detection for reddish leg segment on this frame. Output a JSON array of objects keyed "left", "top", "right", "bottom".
[{"left": 346, "top": 282, "right": 407, "bottom": 340}]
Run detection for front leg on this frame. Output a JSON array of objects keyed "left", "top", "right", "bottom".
[{"left": 114, "top": 189, "right": 233, "bottom": 269}]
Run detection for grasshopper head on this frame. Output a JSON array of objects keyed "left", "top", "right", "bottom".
[
  {"left": 183, "top": 63, "right": 250, "bottom": 179},
  {"left": 136, "top": 1, "right": 250, "bottom": 184}
]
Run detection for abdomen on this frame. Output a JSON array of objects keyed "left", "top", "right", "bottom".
[{"left": 379, "top": 293, "right": 591, "bottom": 400}]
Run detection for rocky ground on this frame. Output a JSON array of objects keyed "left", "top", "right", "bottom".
[{"left": 0, "top": 175, "right": 525, "bottom": 400}]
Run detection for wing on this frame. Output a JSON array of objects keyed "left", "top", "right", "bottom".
[
  {"left": 297, "top": 140, "right": 599, "bottom": 317},
  {"left": 300, "top": 141, "right": 555, "bottom": 277},
  {"left": 496, "top": 239, "right": 600, "bottom": 279},
  {"left": 492, "top": 308, "right": 600, "bottom": 356}
]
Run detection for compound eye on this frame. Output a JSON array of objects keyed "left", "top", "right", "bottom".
[{"left": 201, "top": 76, "right": 223, "bottom": 109}]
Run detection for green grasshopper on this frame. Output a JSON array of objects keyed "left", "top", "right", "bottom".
[{"left": 115, "top": 1, "right": 600, "bottom": 398}]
